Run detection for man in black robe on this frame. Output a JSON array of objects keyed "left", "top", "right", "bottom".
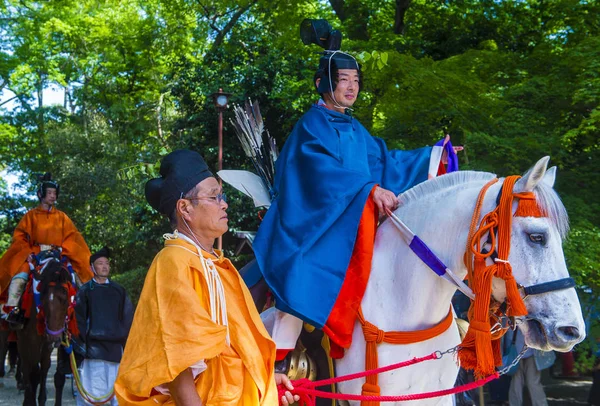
[{"left": 74, "top": 247, "right": 133, "bottom": 405}]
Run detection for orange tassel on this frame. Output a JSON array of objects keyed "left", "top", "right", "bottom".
[{"left": 514, "top": 192, "right": 545, "bottom": 217}]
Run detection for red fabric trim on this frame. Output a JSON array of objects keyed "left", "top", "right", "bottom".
[
  {"left": 21, "top": 277, "right": 34, "bottom": 318},
  {"left": 437, "top": 161, "right": 447, "bottom": 176},
  {"left": 329, "top": 341, "right": 345, "bottom": 359},
  {"left": 323, "top": 186, "right": 378, "bottom": 349},
  {"left": 276, "top": 349, "right": 292, "bottom": 361}
]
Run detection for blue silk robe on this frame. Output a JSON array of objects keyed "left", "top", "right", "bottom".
[{"left": 253, "top": 104, "right": 432, "bottom": 328}]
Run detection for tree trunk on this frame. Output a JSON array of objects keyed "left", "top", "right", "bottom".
[
  {"left": 394, "top": 0, "right": 412, "bottom": 35},
  {"left": 37, "top": 76, "right": 44, "bottom": 136},
  {"left": 328, "top": 0, "right": 370, "bottom": 41}
]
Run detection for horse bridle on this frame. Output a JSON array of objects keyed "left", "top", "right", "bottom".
[
  {"left": 36, "top": 258, "right": 74, "bottom": 338},
  {"left": 44, "top": 280, "right": 71, "bottom": 338},
  {"left": 480, "top": 183, "right": 577, "bottom": 331},
  {"left": 387, "top": 177, "right": 577, "bottom": 325}
]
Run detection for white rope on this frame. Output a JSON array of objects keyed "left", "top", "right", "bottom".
[{"left": 164, "top": 230, "right": 230, "bottom": 345}]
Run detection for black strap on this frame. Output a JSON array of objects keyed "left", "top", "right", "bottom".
[{"left": 523, "top": 277, "right": 576, "bottom": 296}]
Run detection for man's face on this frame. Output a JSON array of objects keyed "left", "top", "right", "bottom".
[
  {"left": 182, "top": 177, "right": 229, "bottom": 239},
  {"left": 42, "top": 188, "right": 57, "bottom": 206},
  {"left": 93, "top": 257, "right": 110, "bottom": 278},
  {"left": 329, "top": 69, "right": 360, "bottom": 108}
]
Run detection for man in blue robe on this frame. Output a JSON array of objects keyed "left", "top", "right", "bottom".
[{"left": 253, "top": 50, "right": 456, "bottom": 359}]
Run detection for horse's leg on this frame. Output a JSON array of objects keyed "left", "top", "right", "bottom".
[
  {"left": 53, "top": 348, "right": 67, "bottom": 406},
  {"left": 16, "top": 351, "right": 24, "bottom": 390},
  {"left": 17, "top": 334, "right": 34, "bottom": 405},
  {"left": 31, "top": 362, "right": 41, "bottom": 406},
  {"left": 9, "top": 340, "right": 19, "bottom": 373},
  {"left": 53, "top": 371, "right": 65, "bottom": 406},
  {"left": 20, "top": 359, "right": 37, "bottom": 406},
  {"left": 18, "top": 302, "right": 42, "bottom": 406},
  {"left": 37, "top": 345, "right": 51, "bottom": 406},
  {"left": 0, "top": 330, "right": 8, "bottom": 377}
]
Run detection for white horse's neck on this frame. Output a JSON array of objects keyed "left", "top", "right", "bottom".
[{"left": 362, "top": 173, "right": 500, "bottom": 331}]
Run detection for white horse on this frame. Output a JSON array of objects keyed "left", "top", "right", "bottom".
[{"left": 335, "top": 157, "right": 586, "bottom": 405}]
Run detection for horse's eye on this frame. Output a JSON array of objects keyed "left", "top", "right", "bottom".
[{"left": 528, "top": 233, "right": 546, "bottom": 244}]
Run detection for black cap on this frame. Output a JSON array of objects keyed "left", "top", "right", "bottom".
[
  {"left": 145, "top": 149, "right": 214, "bottom": 216},
  {"left": 37, "top": 172, "right": 60, "bottom": 199},
  {"left": 90, "top": 246, "right": 110, "bottom": 264},
  {"left": 316, "top": 51, "right": 361, "bottom": 94}
]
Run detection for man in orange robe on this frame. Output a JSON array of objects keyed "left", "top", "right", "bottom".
[
  {"left": 0, "top": 174, "right": 93, "bottom": 325},
  {"left": 115, "top": 150, "right": 298, "bottom": 406}
]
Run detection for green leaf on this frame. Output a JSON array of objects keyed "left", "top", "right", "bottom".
[{"left": 381, "top": 52, "right": 388, "bottom": 65}]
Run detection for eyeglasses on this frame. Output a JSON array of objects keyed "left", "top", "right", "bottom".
[{"left": 184, "top": 193, "right": 227, "bottom": 205}]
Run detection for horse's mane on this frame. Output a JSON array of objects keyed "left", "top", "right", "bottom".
[
  {"left": 39, "top": 260, "right": 71, "bottom": 294},
  {"left": 399, "top": 170, "right": 569, "bottom": 239},
  {"left": 400, "top": 171, "right": 496, "bottom": 205}
]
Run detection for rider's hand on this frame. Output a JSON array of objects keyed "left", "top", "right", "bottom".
[
  {"left": 275, "top": 373, "right": 300, "bottom": 406},
  {"left": 373, "top": 186, "right": 399, "bottom": 214},
  {"left": 441, "top": 134, "right": 463, "bottom": 164}
]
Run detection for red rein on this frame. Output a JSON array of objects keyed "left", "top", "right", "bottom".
[{"left": 277, "top": 351, "right": 498, "bottom": 406}]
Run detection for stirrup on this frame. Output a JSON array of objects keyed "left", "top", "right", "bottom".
[
  {"left": 5, "top": 308, "right": 25, "bottom": 330},
  {"left": 275, "top": 348, "right": 317, "bottom": 381}
]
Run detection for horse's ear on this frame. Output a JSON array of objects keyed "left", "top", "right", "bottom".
[
  {"left": 542, "top": 166, "right": 557, "bottom": 188},
  {"left": 514, "top": 156, "right": 550, "bottom": 193}
]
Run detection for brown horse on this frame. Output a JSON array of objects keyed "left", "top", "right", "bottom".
[{"left": 17, "top": 258, "right": 72, "bottom": 406}]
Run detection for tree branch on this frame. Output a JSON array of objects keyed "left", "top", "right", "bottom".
[
  {"left": 0, "top": 95, "right": 18, "bottom": 107},
  {"left": 156, "top": 92, "right": 170, "bottom": 149},
  {"left": 329, "top": 0, "right": 347, "bottom": 21},
  {"left": 211, "top": 1, "right": 256, "bottom": 51},
  {"left": 394, "top": 0, "right": 412, "bottom": 35}
]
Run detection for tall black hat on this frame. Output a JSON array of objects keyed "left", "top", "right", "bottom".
[
  {"left": 145, "top": 149, "right": 214, "bottom": 216},
  {"left": 90, "top": 246, "right": 110, "bottom": 264},
  {"left": 300, "top": 19, "right": 362, "bottom": 94}
]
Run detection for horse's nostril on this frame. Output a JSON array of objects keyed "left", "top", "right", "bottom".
[{"left": 555, "top": 325, "right": 580, "bottom": 341}]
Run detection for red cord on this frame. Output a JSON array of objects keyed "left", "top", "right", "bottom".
[{"left": 277, "top": 351, "right": 499, "bottom": 406}]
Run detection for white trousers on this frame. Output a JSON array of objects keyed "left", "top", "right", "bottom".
[
  {"left": 75, "top": 359, "right": 119, "bottom": 406},
  {"left": 261, "top": 307, "right": 303, "bottom": 351}
]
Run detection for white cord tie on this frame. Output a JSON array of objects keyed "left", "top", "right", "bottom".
[{"left": 164, "top": 230, "right": 230, "bottom": 345}]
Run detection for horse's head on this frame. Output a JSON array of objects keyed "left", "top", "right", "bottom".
[
  {"left": 37, "top": 259, "right": 72, "bottom": 346},
  {"left": 491, "top": 157, "right": 585, "bottom": 352}
]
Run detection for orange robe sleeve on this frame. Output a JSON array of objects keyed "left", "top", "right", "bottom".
[
  {"left": 0, "top": 211, "right": 35, "bottom": 292},
  {"left": 115, "top": 246, "right": 229, "bottom": 404},
  {"left": 115, "top": 240, "right": 278, "bottom": 406},
  {"left": 58, "top": 212, "right": 93, "bottom": 283}
]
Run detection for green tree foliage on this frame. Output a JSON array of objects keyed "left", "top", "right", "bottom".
[{"left": 1, "top": 0, "right": 598, "bottom": 365}]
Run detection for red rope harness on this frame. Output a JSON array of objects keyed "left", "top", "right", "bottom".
[{"left": 278, "top": 350, "right": 498, "bottom": 406}]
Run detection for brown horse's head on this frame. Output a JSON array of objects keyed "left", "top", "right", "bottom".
[{"left": 36, "top": 260, "right": 72, "bottom": 346}]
